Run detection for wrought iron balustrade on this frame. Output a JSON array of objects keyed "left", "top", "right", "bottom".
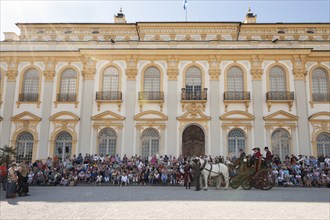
[
  {"left": 57, "top": 93, "right": 77, "bottom": 102},
  {"left": 138, "top": 91, "right": 164, "bottom": 100},
  {"left": 224, "top": 91, "right": 250, "bottom": 100},
  {"left": 181, "top": 88, "right": 207, "bottom": 100},
  {"left": 18, "top": 93, "right": 39, "bottom": 102},
  {"left": 96, "top": 91, "right": 122, "bottom": 100},
  {"left": 266, "top": 91, "right": 294, "bottom": 101},
  {"left": 312, "top": 93, "right": 330, "bottom": 102}
]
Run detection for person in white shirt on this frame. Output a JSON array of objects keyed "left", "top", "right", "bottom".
[{"left": 120, "top": 172, "right": 128, "bottom": 186}]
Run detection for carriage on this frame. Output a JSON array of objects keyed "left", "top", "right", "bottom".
[{"left": 229, "top": 157, "right": 275, "bottom": 190}]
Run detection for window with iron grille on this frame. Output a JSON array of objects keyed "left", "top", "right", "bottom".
[
  {"left": 16, "top": 131, "right": 34, "bottom": 163},
  {"left": 227, "top": 66, "right": 244, "bottom": 92},
  {"left": 98, "top": 128, "right": 117, "bottom": 156},
  {"left": 185, "top": 66, "right": 202, "bottom": 94},
  {"left": 271, "top": 129, "right": 290, "bottom": 161},
  {"left": 312, "top": 68, "right": 329, "bottom": 101},
  {"left": 59, "top": 68, "right": 77, "bottom": 101},
  {"left": 22, "top": 68, "right": 39, "bottom": 101},
  {"left": 144, "top": 66, "right": 160, "bottom": 92},
  {"left": 228, "top": 128, "right": 245, "bottom": 158},
  {"left": 103, "top": 67, "right": 119, "bottom": 92},
  {"left": 55, "top": 131, "right": 72, "bottom": 161},
  {"left": 269, "top": 66, "right": 286, "bottom": 91},
  {"left": 141, "top": 128, "right": 159, "bottom": 158},
  {"left": 316, "top": 132, "right": 330, "bottom": 156}
]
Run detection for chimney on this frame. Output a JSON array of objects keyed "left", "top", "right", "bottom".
[
  {"left": 243, "top": 6, "right": 257, "bottom": 24},
  {"left": 114, "top": 8, "right": 127, "bottom": 23}
]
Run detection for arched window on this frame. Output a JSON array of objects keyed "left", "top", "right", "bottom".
[
  {"left": 16, "top": 132, "right": 34, "bottom": 163},
  {"left": 98, "top": 128, "right": 117, "bottom": 156},
  {"left": 58, "top": 68, "right": 77, "bottom": 101},
  {"left": 55, "top": 131, "right": 72, "bottom": 161},
  {"left": 312, "top": 68, "right": 329, "bottom": 101},
  {"left": 316, "top": 132, "right": 330, "bottom": 156},
  {"left": 227, "top": 66, "right": 244, "bottom": 92},
  {"left": 184, "top": 66, "right": 202, "bottom": 100},
  {"left": 141, "top": 128, "right": 159, "bottom": 158},
  {"left": 228, "top": 128, "right": 245, "bottom": 158},
  {"left": 21, "top": 68, "right": 39, "bottom": 101},
  {"left": 101, "top": 67, "right": 119, "bottom": 100},
  {"left": 271, "top": 129, "right": 290, "bottom": 160},
  {"left": 269, "top": 66, "right": 286, "bottom": 91},
  {"left": 141, "top": 66, "right": 161, "bottom": 100}
]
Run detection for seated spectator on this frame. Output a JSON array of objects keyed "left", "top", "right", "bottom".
[
  {"left": 96, "top": 173, "right": 102, "bottom": 185},
  {"left": 104, "top": 170, "right": 110, "bottom": 183},
  {"left": 120, "top": 172, "right": 128, "bottom": 186},
  {"left": 35, "top": 171, "right": 45, "bottom": 186},
  {"left": 78, "top": 171, "right": 85, "bottom": 182}
]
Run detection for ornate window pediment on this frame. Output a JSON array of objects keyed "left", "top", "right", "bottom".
[
  {"left": 263, "top": 110, "right": 298, "bottom": 121},
  {"left": 220, "top": 110, "right": 254, "bottom": 121},
  {"left": 11, "top": 111, "right": 41, "bottom": 122},
  {"left": 309, "top": 112, "right": 330, "bottom": 122},
  {"left": 92, "top": 110, "right": 125, "bottom": 122},
  {"left": 177, "top": 108, "right": 210, "bottom": 122},
  {"left": 134, "top": 110, "right": 168, "bottom": 122},
  {"left": 49, "top": 111, "right": 80, "bottom": 122}
]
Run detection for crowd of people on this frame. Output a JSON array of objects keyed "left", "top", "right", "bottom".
[{"left": 1, "top": 149, "right": 330, "bottom": 199}]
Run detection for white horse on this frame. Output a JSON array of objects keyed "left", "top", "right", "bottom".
[{"left": 192, "top": 156, "right": 229, "bottom": 190}]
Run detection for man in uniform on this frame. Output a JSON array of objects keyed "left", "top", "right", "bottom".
[{"left": 192, "top": 158, "right": 201, "bottom": 191}]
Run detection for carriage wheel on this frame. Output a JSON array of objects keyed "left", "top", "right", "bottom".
[
  {"left": 229, "top": 175, "right": 241, "bottom": 189},
  {"left": 261, "top": 171, "right": 275, "bottom": 190},
  {"left": 252, "top": 170, "right": 273, "bottom": 190},
  {"left": 241, "top": 176, "right": 252, "bottom": 190}
]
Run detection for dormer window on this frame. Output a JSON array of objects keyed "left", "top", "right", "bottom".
[
  {"left": 277, "top": 29, "right": 286, "bottom": 34},
  {"left": 306, "top": 29, "right": 315, "bottom": 34},
  {"left": 64, "top": 30, "right": 72, "bottom": 34}
]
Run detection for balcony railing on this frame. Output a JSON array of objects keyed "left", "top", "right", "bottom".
[
  {"left": 57, "top": 93, "right": 77, "bottom": 102},
  {"left": 224, "top": 91, "right": 250, "bottom": 100},
  {"left": 312, "top": 93, "right": 330, "bottom": 102},
  {"left": 96, "top": 91, "right": 122, "bottom": 101},
  {"left": 138, "top": 91, "right": 164, "bottom": 100},
  {"left": 181, "top": 88, "right": 207, "bottom": 100},
  {"left": 18, "top": 93, "right": 39, "bottom": 102},
  {"left": 266, "top": 91, "right": 294, "bottom": 101}
]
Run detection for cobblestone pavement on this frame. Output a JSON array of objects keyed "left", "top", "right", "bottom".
[{"left": 0, "top": 186, "right": 329, "bottom": 220}]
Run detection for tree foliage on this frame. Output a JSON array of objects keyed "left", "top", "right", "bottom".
[{"left": 0, "top": 145, "right": 16, "bottom": 169}]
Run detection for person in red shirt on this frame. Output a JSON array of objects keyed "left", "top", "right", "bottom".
[
  {"left": 0, "top": 164, "right": 8, "bottom": 191},
  {"left": 252, "top": 148, "right": 262, "bottom": 172}
]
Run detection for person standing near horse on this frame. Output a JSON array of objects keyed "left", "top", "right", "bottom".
[
  {"left": 192, "top": 159, "right": 201, "bottom": 191},
  {"left": 183, "top": 161, "right": 192, "bottom": 189}
]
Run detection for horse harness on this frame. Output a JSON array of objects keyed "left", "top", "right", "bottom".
[{"left": 200, "top": 160, "right": 223, "bottom": 178}]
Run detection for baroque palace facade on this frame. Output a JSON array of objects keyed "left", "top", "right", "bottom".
[{"left": 0, "top": 10, "right": 329, "bottom": 162}]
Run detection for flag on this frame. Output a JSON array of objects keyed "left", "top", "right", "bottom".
[{"left": 183, "top": 0, "right": 188, "bottom": 10}]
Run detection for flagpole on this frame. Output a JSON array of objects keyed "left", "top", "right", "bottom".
[{"left": 185, "top": 8, "right": 187, "bottom": 22}]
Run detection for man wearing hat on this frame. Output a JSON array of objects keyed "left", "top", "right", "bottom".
[
  {"left": 264, "top": 147, "right": 273, "bottom": 167},
  {"left": 6, "top": 162, "right": 18, "bottom": 199}
]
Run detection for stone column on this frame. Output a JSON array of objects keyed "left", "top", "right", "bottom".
[
  {"left": 221, "top": 125, "right": 228, "bottom": 156},
  {"left": 251, "top": 57, "right": 265, "bottom": 148},
  {"left": 166, "top": 58, "right": 179, "bottom": 156},
  {"left": 92, "top": 126, "right": 98, "bottom": 154},
  {"left": 117, "top": 126, "right": 123, "bottom": 156},
  {"left": 265, "top": 126, "right": 271, "bottom": 148},
  {"left": 123, "top": 57, "right": 138, "bottom": 157},
  {"left": 293, "top": 61, "right": 311, "bottom": 155},
  {"left": 208, "top": 59, "right": 221, "bottom": 155},
  {"left": 1, "top": 58, "right": 18, "bottom": 147},
  {"left": 77, "top": 58, "right": 96, "bottom": 154},
  {"left": 160, "top": 126, "right": 166, "bottom": 155},
  {"left": 38, "top": 58, "right": 55, "bottom": 159}
]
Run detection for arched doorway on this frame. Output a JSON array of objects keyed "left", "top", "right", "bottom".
[{"left": 182, "top": 125, "right": 205, "bottom": 157}]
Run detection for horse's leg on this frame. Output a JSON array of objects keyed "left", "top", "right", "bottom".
[
  {"left": 203, "top": 174, "right": 208, "bottom": 191},
  {"left": 224, "top": 170, "right": 229, "bottom": 190},
  {"left": 216, "top": 175, "right": 221, "bottom": 190}
]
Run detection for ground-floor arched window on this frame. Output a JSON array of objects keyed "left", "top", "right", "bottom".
[
  {"left": 16, "top": 131, "right": 34, "bottom": 163},
  {"left": 316, "top": 132, "right": 330, "bottom": 156},
  {"left": 228, "top": 128, "right": 245, "bottom": 158},
  {"left": 272, "top": 128, "right": 290, "bottom": 160},
  {"left": 98, "top": 128, "right": 117, "bottom": 156},
  {"left": 55, "top": 131, "right": 72, "bottom": 161},
  {"left": 141, "top": 128, "right": 159, "bottom": 158}
]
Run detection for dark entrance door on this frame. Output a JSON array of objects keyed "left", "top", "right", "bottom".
[{"left": 182, "top": 125, "right": 205, "bottom": 157}]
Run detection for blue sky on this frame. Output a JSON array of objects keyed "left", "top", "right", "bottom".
[{"left": 1, "top": 0, "right": 329, "bottom": 40}]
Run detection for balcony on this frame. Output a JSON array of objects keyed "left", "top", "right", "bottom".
[
  {"left": 138, "top": 91, "right": 164, "bottom": 112},
  {"left": 19, "top": 93, "right": 39, "bottom": 102},
  {"left": 310, "top": 92, "right": 330, "bottom": 108},
  {"left": 266, "top": 91, "right": 294, "bottom": 111},
  {"left": 96, "top": 91, "right": 123, "bottom": 111},
  {"left": 312, "top": 93, "right": 330, "bottom": 102},
  {"left": 54, "top": 93, "right": 78, "bottom": 108},
  {"left": 16, "top": 93, "right": 40, "bottom": 108},
  {"left": 223, "top": 91, "right": 250, "bottom": 112},
  {"left": 181, "top": 88, "right": 207, "bottom": 111},
  {"left": 138, "top": 91, "right": 164, "bottom": 101}
]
